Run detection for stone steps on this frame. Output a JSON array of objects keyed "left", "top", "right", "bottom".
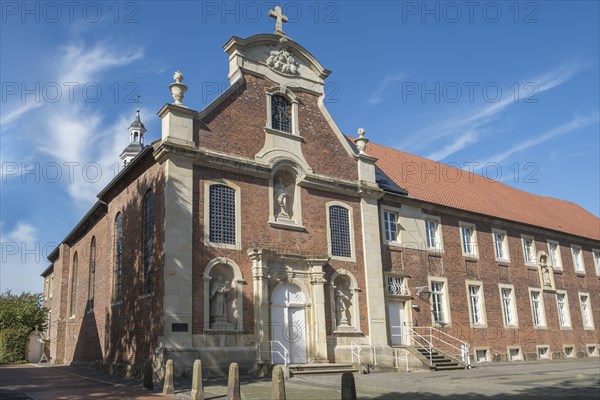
[
  {"left": 288, "top": 363, "right": 358, "bottom": 375},
  {"left": 416, "top": 348, "right": 467, "bottom": 371}
]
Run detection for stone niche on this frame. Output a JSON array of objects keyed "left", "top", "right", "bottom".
[{"left": 204, "top": 258, "right": 245, "bottom": 332}]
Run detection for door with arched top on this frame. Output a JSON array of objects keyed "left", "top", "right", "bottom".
[{"left": 271, "top": 283, "right": 307, "bottom": 364}]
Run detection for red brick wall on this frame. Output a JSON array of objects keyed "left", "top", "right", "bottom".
[
  {"left": 381, "top": 201, "right": 600, "bottom": 359},
  {"left": 195, "top": 74, "right": 358, "bottom": 182},
  {"left": 56, "top": 158, "right": 165, "bottom": 366},
  {"left": 192, "top": 166, "right": 369, "bottom": 337}
]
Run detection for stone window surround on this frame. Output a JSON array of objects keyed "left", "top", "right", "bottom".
[
  {"left": 586, "top": 344, "right": 599, "bottom": 357},
  {"left": 499, "top": 283, "right": 519, "bottom": 328},
  {"left": 325, "top": 201, "right": 356, "bottom": 262},
  {"left": 203, "top": 179, "right": 242, "bottom": 251},
  {"left": 329, "top": 268, "right": 362, "bottom": 334},
  {"left": 547, "top": 239, "right": 563, "bottom": 270},
  {"left": 593, "top": 248, "right": 600, "bottom": 277},
  {"left": 458, "top": 221, "right": 478, "bottom": 258},
  {"left": 424, "top": 214, "right": 443, "bottom": 253},
  {"left": 69, "top": 252, "right": 78, "bottom": 318},
  {"left": 491, "top": 228, "right": 510, "bottom": 263},
  {"left": 528, "top": 287, "right": 547, "bottom": 329},
  {"left": 427, "top": 276, "right": 452, "bottom": 327},
  {"left": 570, "top": 244, "right": 585, "bottom": 275},
  {"left": 465, "top": 279, "right": 487, "bottom": 328},
  {"left": 536, "top": 345, "right": 550, "bottom": 359},
  {"left": 265, "top": 86, "right": 300, "bottom": 136},
  {"left": 203, "top": 257, "right": 245, "bottom": 332},
  {"left": 507, "top": 346, "right": 523, "bottom": 361},
  {"left": 520, "top": 234, "right": 537, "bottom": 267},
  {"left": 555, "top": 289, "right": 572, "bottom": 329},
  {"left": 578, "top": 292, "right": 594, "bottom": 330},
  {"left": 562, "top": 344, "right": 575, "bottom": 358},
  {"left": 380, "top": 205, "right": 401, "bottom": 246},
  {"left": 474, "top": 347, "right": 490, "bottom": 363}
]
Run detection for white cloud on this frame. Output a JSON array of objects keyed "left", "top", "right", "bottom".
[
  {"left": 401, "top": 62, "right": 588, "bottom": 158},
  {"left": 368, "top": 73, "right": 404, "bottom": 104},
  {"left": 426, "top": 131, "right": 479, "bottom": 161},
  {"left": 3, "top": 221, "right": 38, "bottom": 244},
  {"left": 0, "top": 102, "right": 43, "bottom": 130},
  {"left": 480, "top": 113, "right": 599, "bottom": 165}
]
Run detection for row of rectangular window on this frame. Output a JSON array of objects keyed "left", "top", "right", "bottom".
[
  {"left": 382, "top": 209, "right": 600, "bottom": 275},
  {"left": 430, "top": 279, "right": 595, "bottom": 330}
]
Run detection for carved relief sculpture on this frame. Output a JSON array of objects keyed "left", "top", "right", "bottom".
[{"left": 266, "top": 49, "right": 300, "bottom": 75}]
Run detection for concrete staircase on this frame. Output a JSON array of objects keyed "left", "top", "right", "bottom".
[
  {"left": 414, "top": 347, "right": 468, "bottom": 371},
  {"left": 288, "top": 363, "right": 358, "bottom": 375}
]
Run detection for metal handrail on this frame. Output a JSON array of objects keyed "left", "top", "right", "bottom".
[
  {"left": 408, "top": 325, "right": 471, "bottom": 366},
  {"left": 404, "top": 325, "right": 435, "bottom": 366},
  {"left": 350, "top": 341, "right": 361, "bottom": 364},
  {"left": 257, "top": 340, "right": 289, "bottom": 366}
]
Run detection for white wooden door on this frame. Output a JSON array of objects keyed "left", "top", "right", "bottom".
[
  {"left": 388, "top": 301, "right": 407, "bottom": 345},
  {"left": 271, "top": 284, "right": 307, "bottom": 364}
]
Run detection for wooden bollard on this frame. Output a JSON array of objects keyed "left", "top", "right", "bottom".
[
  {"left": 271, "top": 365, "right": 286, "bottom": 400},
  {"left": 162, "top": 359, "right": 175, "bottom": 395},
  {"left": 341, "top": 372, "right": 357, "bottom": 400},
  {"left": 191, "top": 360, "right": 204, "bottom": 400},
  {"left": 227, "top": 362, "right": 240, "bottom": 400}
]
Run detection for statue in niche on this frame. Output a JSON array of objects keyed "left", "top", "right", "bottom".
[
  {"left": 538, "top": 252, "right": 555, "bottom": 291},
  {"left": 274, "top": 172, "right": 294, "bottom": 220},
  {"left": 210, "top": 275, "right": 231, "bottom": 325},
  {"left": 334, "top": 277, "right": 353, "bottom": 328}
]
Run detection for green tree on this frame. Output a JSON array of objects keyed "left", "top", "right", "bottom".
[{"left": 0, "top": 290, "right": 48, "bottom": 363}]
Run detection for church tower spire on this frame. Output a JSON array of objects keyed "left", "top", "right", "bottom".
[{"left": 120, "top": 101, "right": 146, "bottom": 166}]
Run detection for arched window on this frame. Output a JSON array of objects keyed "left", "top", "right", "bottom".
[
  {"left": 271, "top": 95, "right": 292, "bottom": 133},
  {"left": 208, "top": 184, "right": 236, "bottom": 245},
  {"left": 113, "top": 213, "right": 123, "bottom": 302},
  {"left": 87, "top": 237, "right": 96, "bottom": 312},
  {"left": 142, "top": 190, "right": 154, "bottom": 295},
  {"left": 70, "top": 252, "right": 78, "bottom": 317}
]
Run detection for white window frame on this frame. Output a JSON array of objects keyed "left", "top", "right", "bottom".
[
  {"left": 326, "top": 201, "right": 356, "bottom": 262},
  {"left": 555, "top": 290, "right": 572, "bottom": 329},
  {"left": 547, "top": 240, "right": 562, "bottom": 270},
  {"left": 381, "top": 207, "right": 400, "bottom": 245},
  {"left": 579, "top": 292, "right": 594, "bottom": 330},
  {"left": 424, "top": 215, "right": 443, "bottom": 252},
  {"left": 459, "top": 221, "right": 478, "bottom": 258},
  {"left": 521, "top": 234, "right": 537, "bottom": 266},
  {"left": 474, "top": 347, "right": 490, "bottom": 363},
  {"left": 466, "top": 280, "right": 487, "bottom": 327},
  {"left": 507, "top": 346, "right": 523, "bottom": 361},
  {"left": 536, "top": 345, "right": 550, "bottom": 360},
  {"left": 203, "top": 180, "right": 242, "bottom": 250},
  {"left": 428, "top": 276, "right": 451, "bottom": 327},
  {"left": 529, "top": 288, "right": 546, "bottom": 328},
  {"left": 571, "top": 245, "right": 585, "bottom": 274},
  {"left": 593, "top": 249, "right": 600, "bottom": 277},
  {"left": 265, "top": 87, "right": 300, "bottom": 135},
  {"left": 499, "top": 284, "right": 518, "bottom": 328},
  {"left": 562, "top": 345, "right": 575, "bottom": 358},
  {"left": 492, "top": 228, "right": 510, "bottom": 263}
]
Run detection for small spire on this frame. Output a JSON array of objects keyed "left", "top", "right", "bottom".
[{"left": 121, "top": 106, "right": 146, "bottom": 166}]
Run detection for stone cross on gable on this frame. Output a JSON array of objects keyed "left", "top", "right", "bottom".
[{"left": 269, "top": 6, "right": 288, "bottom": 35}]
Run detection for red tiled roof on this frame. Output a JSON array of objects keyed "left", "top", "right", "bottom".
[{"left": 363, "top": 140, "right": 600, "bottom": 242}]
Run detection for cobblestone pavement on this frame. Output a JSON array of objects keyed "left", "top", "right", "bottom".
[{"left": 1, "top": 358, "right": 598, "bottom": 399}]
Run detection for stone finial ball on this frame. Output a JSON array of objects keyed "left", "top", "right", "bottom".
[{"left": 173, "top": 71, "right": 184, "bottom": 83}]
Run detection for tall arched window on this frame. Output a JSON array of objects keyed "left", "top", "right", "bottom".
[
  {"left": 271, "top": 95, "right": 292, "bottom": 133},
  {"left": 113, "top": 213, "right": 123, "bottom": 302},
  {"left": 70, "top": 252, "right": 78, "bottom": 317},
  {"left": 209, "top": 184, "right": 236, "bottom": 245},
  {"left": 142, "top": 190, "right": 154, "bottom": 295},
  {"left": 87, "top": 237, "right": 96, "bottom": 312}
]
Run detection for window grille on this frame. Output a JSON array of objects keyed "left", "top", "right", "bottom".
[
  {"left": 387, "top": 276, "right": 406, "bottom": 295},
  {"left": 209, "top": 185, "right": 236, "bottom": 245},
  {"left": 271, "top": 95, "right": 292, "bottom": 133},
  {"left": 329, "top": 205, "right": 351, "bottom": 257}
]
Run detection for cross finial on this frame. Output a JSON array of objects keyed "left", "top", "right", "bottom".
[
  {"left": 136, "top": 95, "right": 142, "bottom": 113},
  {"left": 269, "top": 5, "right": 288, "bottom": 36}
]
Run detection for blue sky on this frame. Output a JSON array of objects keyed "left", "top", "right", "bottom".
[{"left": 1, "top": 1, "right": 599, "bottom": 294}]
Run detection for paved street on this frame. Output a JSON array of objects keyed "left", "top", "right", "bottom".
[{"left": 1, "top": 358, "right": 599, "bottom": 399}]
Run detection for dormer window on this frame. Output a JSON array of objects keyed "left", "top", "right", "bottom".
[{"left": 271, "top": 95, "right": 292, "bottom": 133}]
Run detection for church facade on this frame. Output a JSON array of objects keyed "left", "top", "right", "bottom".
[{"left": 42, "top": 11, "right": 600, "bottom": 377}]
